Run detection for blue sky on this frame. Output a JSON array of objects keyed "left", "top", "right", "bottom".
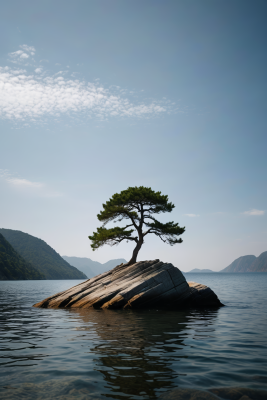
[{"left": 1, "top": 0, "right": 266, "bottom": 271}]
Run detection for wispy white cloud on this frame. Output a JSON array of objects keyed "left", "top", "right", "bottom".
[
  {"left": 184, "top": 214, "right": 200, "bottom": 217},
  {"left": 8, "top": 45, "right": 36, "bottom": 64},
  {"left": 0, "top": 169, "right": 11, "bottom": 179},
  {"left": 12, "top": 68, "right": 27, "bottom": 74},
  {"left": 0, "top": 169, "right": 43, "bottom": 188},
  {"left": 0, "top": 67, "right": 168, "bottom": 122},
  {"left": 54, "top": 70, "right": 68, "bottom": 76},
  {"left": 20, "top": 53, "right": 29, "bottom": 59},
  {"left": 20, "top": 45, "right": 35, "bottom": 55},
  {"left": 0, "top": 169, "right": 62, "bottom": 197},
  {"left": 10, "top": 50, "right": 27, "bottom": 58},
  {"left": 243, "top": 209, "right": 265, "bottom": 216},
  {"left": 1, "top": 45, "right": 176, "bottom": 123},
  {"left": 6, "top": 177, "right": 43, "bottom": 188}
]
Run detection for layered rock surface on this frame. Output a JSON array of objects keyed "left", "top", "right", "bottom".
[{"left": 33, "top": 259, "right": 223, "bottom": 309}]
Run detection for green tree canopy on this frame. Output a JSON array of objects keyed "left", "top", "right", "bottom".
[{"left": 89, "top": 186, "right": 185, "bottom": 266}]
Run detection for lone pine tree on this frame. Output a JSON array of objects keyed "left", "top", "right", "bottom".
[{"left": 89, "top": 186, "right": 185, "bottom": 266}]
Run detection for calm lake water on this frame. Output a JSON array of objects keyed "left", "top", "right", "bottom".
[{"left": 0, "top": 273, "right": 267, "bottom": 399}]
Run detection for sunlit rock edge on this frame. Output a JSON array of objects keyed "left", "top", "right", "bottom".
[{"left": 33, "top": 259, "right": 224, "bottom": 309}]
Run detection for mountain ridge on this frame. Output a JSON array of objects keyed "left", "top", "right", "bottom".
[
  {"left": 185, "top": 252, "right": 267, "bottom": 273},
  {"left": 186, "top": 268, "right": 216, "bottom": 273},
  {"left": 220, "top": 252, "right": 267, "bottom": 273},
  {"left": 0, "top": 229, "right": 87, "bottom": 280},
  {"left": 247, "top": 251, "right": 267, "bottom": 272},
  {"left": 62, "top": 256, "right": 127, "bottom": 278}
]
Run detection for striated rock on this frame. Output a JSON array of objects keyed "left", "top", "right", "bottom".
[{"left": 33, "top": 259, "right": 223, "bottom": 309}]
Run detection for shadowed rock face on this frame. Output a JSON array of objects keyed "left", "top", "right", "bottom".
[{"left": 33, "top": 260, "right": 223, "bottom": 309}]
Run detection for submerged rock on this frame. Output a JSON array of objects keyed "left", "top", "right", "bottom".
[
  {"left": 159, "top": 387, "right": 267, "bottom": 400},
  {"left": 33, "top": 259, "right": 223, "bottom": 309}
]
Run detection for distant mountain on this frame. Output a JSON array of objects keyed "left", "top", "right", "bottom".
[
  {"left": 0, "top": 233, "right": 45, "bottom": 280},
  {"left": 62, "top": 256, "right": 127, "bottom": 278},
  {"left": 0, "top": 229, "right": 87, "bottom": 280},
  {"left": 220, "top": 252, "right": 267, "bottom": 272},
  {"left": 220, "top": 255, "right": 256, "bottom": 273},
  {"left": 186, "top": 268, "right": 216, "bottom": 273},
  {"left": 249, "top": 251, "right": 267, "bottom": 272}
]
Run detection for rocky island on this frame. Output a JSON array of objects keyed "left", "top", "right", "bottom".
[{"left": 33, "top": 259, "right": 223, "bottom": 309}]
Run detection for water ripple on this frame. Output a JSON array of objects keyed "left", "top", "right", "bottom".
[{"left": 0, "top": 274, "right": 267, "bottom": 399}]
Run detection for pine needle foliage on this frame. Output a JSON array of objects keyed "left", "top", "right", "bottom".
[{"left": 89, "top": 186, "right": 185, "bottom": 266}]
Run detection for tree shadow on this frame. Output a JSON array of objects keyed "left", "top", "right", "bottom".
[{"left": 68, "top": 307, "right": 220, "bottom": 399}]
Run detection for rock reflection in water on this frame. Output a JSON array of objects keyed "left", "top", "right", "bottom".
[{"left": 68, "top": 307, "right": 219, "bottom": 399}]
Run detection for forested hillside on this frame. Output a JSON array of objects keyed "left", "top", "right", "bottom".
[
  {"left": 0, "top": 233, "right": 45, "bottom": 280},
  {"left": 0, "top": 229, "right": 87, "bottom": 280}
]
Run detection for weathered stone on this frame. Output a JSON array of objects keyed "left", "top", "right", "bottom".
[{"left": 33, "top": 260, "right": 223, "bottom": 309}]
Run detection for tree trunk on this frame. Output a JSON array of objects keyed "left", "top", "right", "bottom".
[{"left": 126, "top": 238, "right": 143, "bottom": 266}]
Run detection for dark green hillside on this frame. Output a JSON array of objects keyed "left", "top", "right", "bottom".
[
  {"left": 0, "top": 229, "right": 87, "bottom": 280},
  {"left": 0, "top": 233, "right": 45, "bottom": 280},
  {"left": 249, "top": 251, "right": 267, "bottom": 272}
]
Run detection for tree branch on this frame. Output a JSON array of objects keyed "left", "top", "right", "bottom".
[
  {"left": 114, "top": 236, "right": 138, "bottom": 244},
  {"left": 123, "top": 211, "right": 139, "bottom": 230}
]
